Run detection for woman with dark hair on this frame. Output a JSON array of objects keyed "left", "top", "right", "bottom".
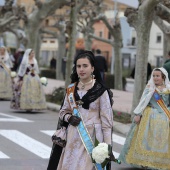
[
  {"left": 119, "top": 67, "right": 170, "bottom": 169},
  {"left": 47, "top": 50, "right": 114, "bottom": 170}
]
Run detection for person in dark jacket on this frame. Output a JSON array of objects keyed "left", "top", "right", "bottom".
[
  {"left": 95, "top": 49, "right": 108, "bottom": 81},
  {"left": 163, "top": 51, "right": 170, "bottom": 80},
  {"left": 130, "top": 62, "right": 152, "bottom": 83}
]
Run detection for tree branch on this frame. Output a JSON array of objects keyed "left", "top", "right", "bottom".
[
  {"left": 154, "top": 14, "right": 170, "bottom": 34},
  {"left": 39, "top": 28, "right": 58, "bottom": 37},
  {"left": 155, "top": 3, "right": 170, "bottom": 23},
  {"left": 0, "top": 15, "right": 17, "bottom": 27},
  {"left": 89, "top": 33, "right": 113, "bottom": 45}
]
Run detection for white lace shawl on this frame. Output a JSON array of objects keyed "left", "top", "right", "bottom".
[
  {"left": 134, "top": 67, "right": 170, "bottom": 115},
  {"left": 17, "top": 49, "right": 39, "bottom": 77}
]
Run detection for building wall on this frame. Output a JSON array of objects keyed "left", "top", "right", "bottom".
[
  {"left": 93, "top": 21, "right": 112, "bottom": 65},
  {"left": 148, "top": 22, "right": 163, "bottom": 67}
]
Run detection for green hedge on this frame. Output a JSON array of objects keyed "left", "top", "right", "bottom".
[
  {"left": 105, "top": 73, "right": 126, "bottom": 90},
  {"left": 40, "top": 69, "right": 126, "bottom": 90},
  {"left": 40, "top": 69, "right": 56, "bottom": 79},
  {"left": 46, "top": 87, "right": 65, "bottom": 105}
]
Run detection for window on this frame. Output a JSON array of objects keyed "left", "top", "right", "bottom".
[
  {"left": 156, "top": 56, "right": 163, "bottom": 67},
  {"left": 156, "top": 35, "right": 162, "bottom": 43},
  {"left": 99, "top": 31, "right": 103, "bottom": 37},
  {"left": 45, "top": 19, "right": 49, "bottom": 26},
  {"left": 131, "top": 37, "right": 136, "bottom": 46},
  {"left": 108, "top": 32, "right": 111, "bottom": 39},
  {"left": 50, "top": 40, "right": 55, "bottom": 43}
]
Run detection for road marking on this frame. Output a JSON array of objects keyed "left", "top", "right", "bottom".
[
  {"left": 113, "top": 151, "right": 119, "bottom": 158},
  {"left": 42, "top": 130, "right": 124, "bottom": 158},
  {"left": 0, "top": 130, "right": 50, "bottom": 159},
  {"left": 112, "top": 134, "right": 125, "bottom": 145},
  {"left": 0, "top": 151, "right": 10, "bottom": 159},
  {"left": 0, "top": 113, "right": 33, "bottom": 122}
]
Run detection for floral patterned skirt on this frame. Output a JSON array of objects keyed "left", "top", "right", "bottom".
[
  {"left": 119, "top": 107, "right": 170, "bottom": 170},
  {"left": 0, "top": 66, "right": 12, "bottom": 99},
  {"left": 11, "top": 74, "right": 47, "bottom": 110}
]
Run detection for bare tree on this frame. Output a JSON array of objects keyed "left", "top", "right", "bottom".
[
  {"left": 23, "top": 0, "right": 70, "bottom": 62},
  {"left": 154, "top": 1, "right": 170, "bottom": 60},
  {"left": 65, "top": 0, "right": 88, "bottom": 87},
  {"left": 0, "top": 0, "right": 27, "bottom": 47},
  {"left": 89, "top": 13, "right": 123, "bottom": 90},
  {"left": 78, "top": 0, "right": 123, "bottom": 90},
  {"left": 125, "top": 0, "right": 161, "bottom": 115}
]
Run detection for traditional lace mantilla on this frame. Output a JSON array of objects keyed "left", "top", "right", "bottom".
[{"left": 74, "top": 81, "right": 113, "bottom": 109}]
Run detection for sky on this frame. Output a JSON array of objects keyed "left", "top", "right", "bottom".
[
  {"left": 0, "top": 0, "right": 4, "bottom": 5},
  {"left": 116, "top": 0, "right": 139, "bottom": 8},
  {"left": 0, "top": 0, "right": 139, "bottom": 8},
  {"left": 0, "top": 0, "right": 17, "bottom": 6}
]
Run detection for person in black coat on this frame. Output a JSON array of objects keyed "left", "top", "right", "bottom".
[
  {"left": 130, "top": 62, "right": 152, "bottom": 83},
  {"left": 95, "top": 49, "right": 108, "bottom": 81}
]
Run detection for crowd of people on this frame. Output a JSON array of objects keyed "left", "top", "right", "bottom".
[
  {"left": 1, "top": 45, "right": 170, "bottom": 169},
  {"left": 0, "top": 46, "right": 47, "bottom": 112}
]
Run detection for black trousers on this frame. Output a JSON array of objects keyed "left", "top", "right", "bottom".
[{"left": 47, "top": 143, "right": 63, "bottom": 170}]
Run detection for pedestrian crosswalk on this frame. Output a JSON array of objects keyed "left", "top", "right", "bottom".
[
  {"left": 0, "top": 112, "right": 33, "bottom": 122},
  {"left": 0, "top": 129, "right": 126, "bottom": 159}
]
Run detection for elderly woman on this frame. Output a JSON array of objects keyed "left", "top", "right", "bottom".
[
  {"left": 0, "top": 46, "right": 13, "bottom": 100},
  {"left": 11, "top": 49, "right": 46, "bottom": 111},
  {"left": 119, "top": 67, "right": 170, "bottom": 169}
]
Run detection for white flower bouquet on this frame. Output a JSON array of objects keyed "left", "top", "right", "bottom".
[
  {"left": 92, "top": 143, "right": 110, "bottom": 164},
  {"left": 92, "top": 135, "right": 121, "bottom": 168},
  {"left": 11, "top": 71, "right": 17, "bottom": 78},
  {"left": 40, "top": 77, "right": 48, "bottom": 86}
]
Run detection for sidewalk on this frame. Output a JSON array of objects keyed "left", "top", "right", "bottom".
[{"left": 43, "top": 79, "right": 132, "bottom": 136}]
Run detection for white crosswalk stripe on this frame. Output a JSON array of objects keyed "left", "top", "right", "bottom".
[
  {"left": 41, "top": 130, "right": 125, "bottom": 158},
  {"left": 0, "top": 130, "right": 125, "bottom": 160},
  {"left": 0, "top": 113, "right": 33, "bottom": 122},
  {"left": 0, "top": 151, "right": 10, "bottom": 159},
  {"left": 0, "top": 130, "right": 51, "bottom": 159},
  {"left": 112, "top": 134, "right": 126, "bottom": 145}
]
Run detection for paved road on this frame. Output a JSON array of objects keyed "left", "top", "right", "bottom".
[{"left": 0, "top": 101, "right": 138, "bottom": 170}]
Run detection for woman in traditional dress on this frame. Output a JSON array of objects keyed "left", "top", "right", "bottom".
[
  {"left": 119, "top": 67, "right": 170, "bottom": 170},
  {"left": 47, "top": 50, "right": 114, "bottom": 170},
  {"left": 0, "top": 46, "right": 13, "bottom": 100},
  {"left": 11, "top": 48, "right": 46, "bottom": 111}
]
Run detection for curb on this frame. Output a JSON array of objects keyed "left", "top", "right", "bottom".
[{"left": 46, "top": 102, "right": 130, "bottom": 136}]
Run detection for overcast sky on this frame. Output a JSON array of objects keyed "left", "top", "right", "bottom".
[
  {"left": 117, "top": 0, "right": 139, "bottom": 8},
  {"left": 0, "top": 0, "right": 139, "bottom": 8},
  {"left": 0, "top": 0, "right": 4, "bottom": 5},
  {"left": 0, "top": 0, "right": 17, "bottom": 6}
]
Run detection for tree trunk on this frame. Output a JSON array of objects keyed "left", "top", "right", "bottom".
[
  {"left": 113, "top": 26, "right": 123, "bottom": 90},
  {"left": 25, "top": 17, "right": 41, "bottom": 61},
  {"left": 132, "top": 22, "right": 152, "bottom": 114},
  {"left": 85, "top": 34, "right": 92, "bottom": 50},
  {"left": 35, "top": 34, "right": 42, "bottom": 65},
  {"left": 57, "top": 30, "right": 66, "bottom": 80},
  {"left": 163, "top": 33, "right": 170, "bottom": 61},
  {"left": 65, "top": 0, "right": 78, "bottom": 87}
]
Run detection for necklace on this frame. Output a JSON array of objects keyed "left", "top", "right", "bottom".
[
  {"left": 156, "top": 84, "right": 165, "bottom": 92},
  {"left": 79, "top": 79, "right": 93, "bottom": 90}
]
